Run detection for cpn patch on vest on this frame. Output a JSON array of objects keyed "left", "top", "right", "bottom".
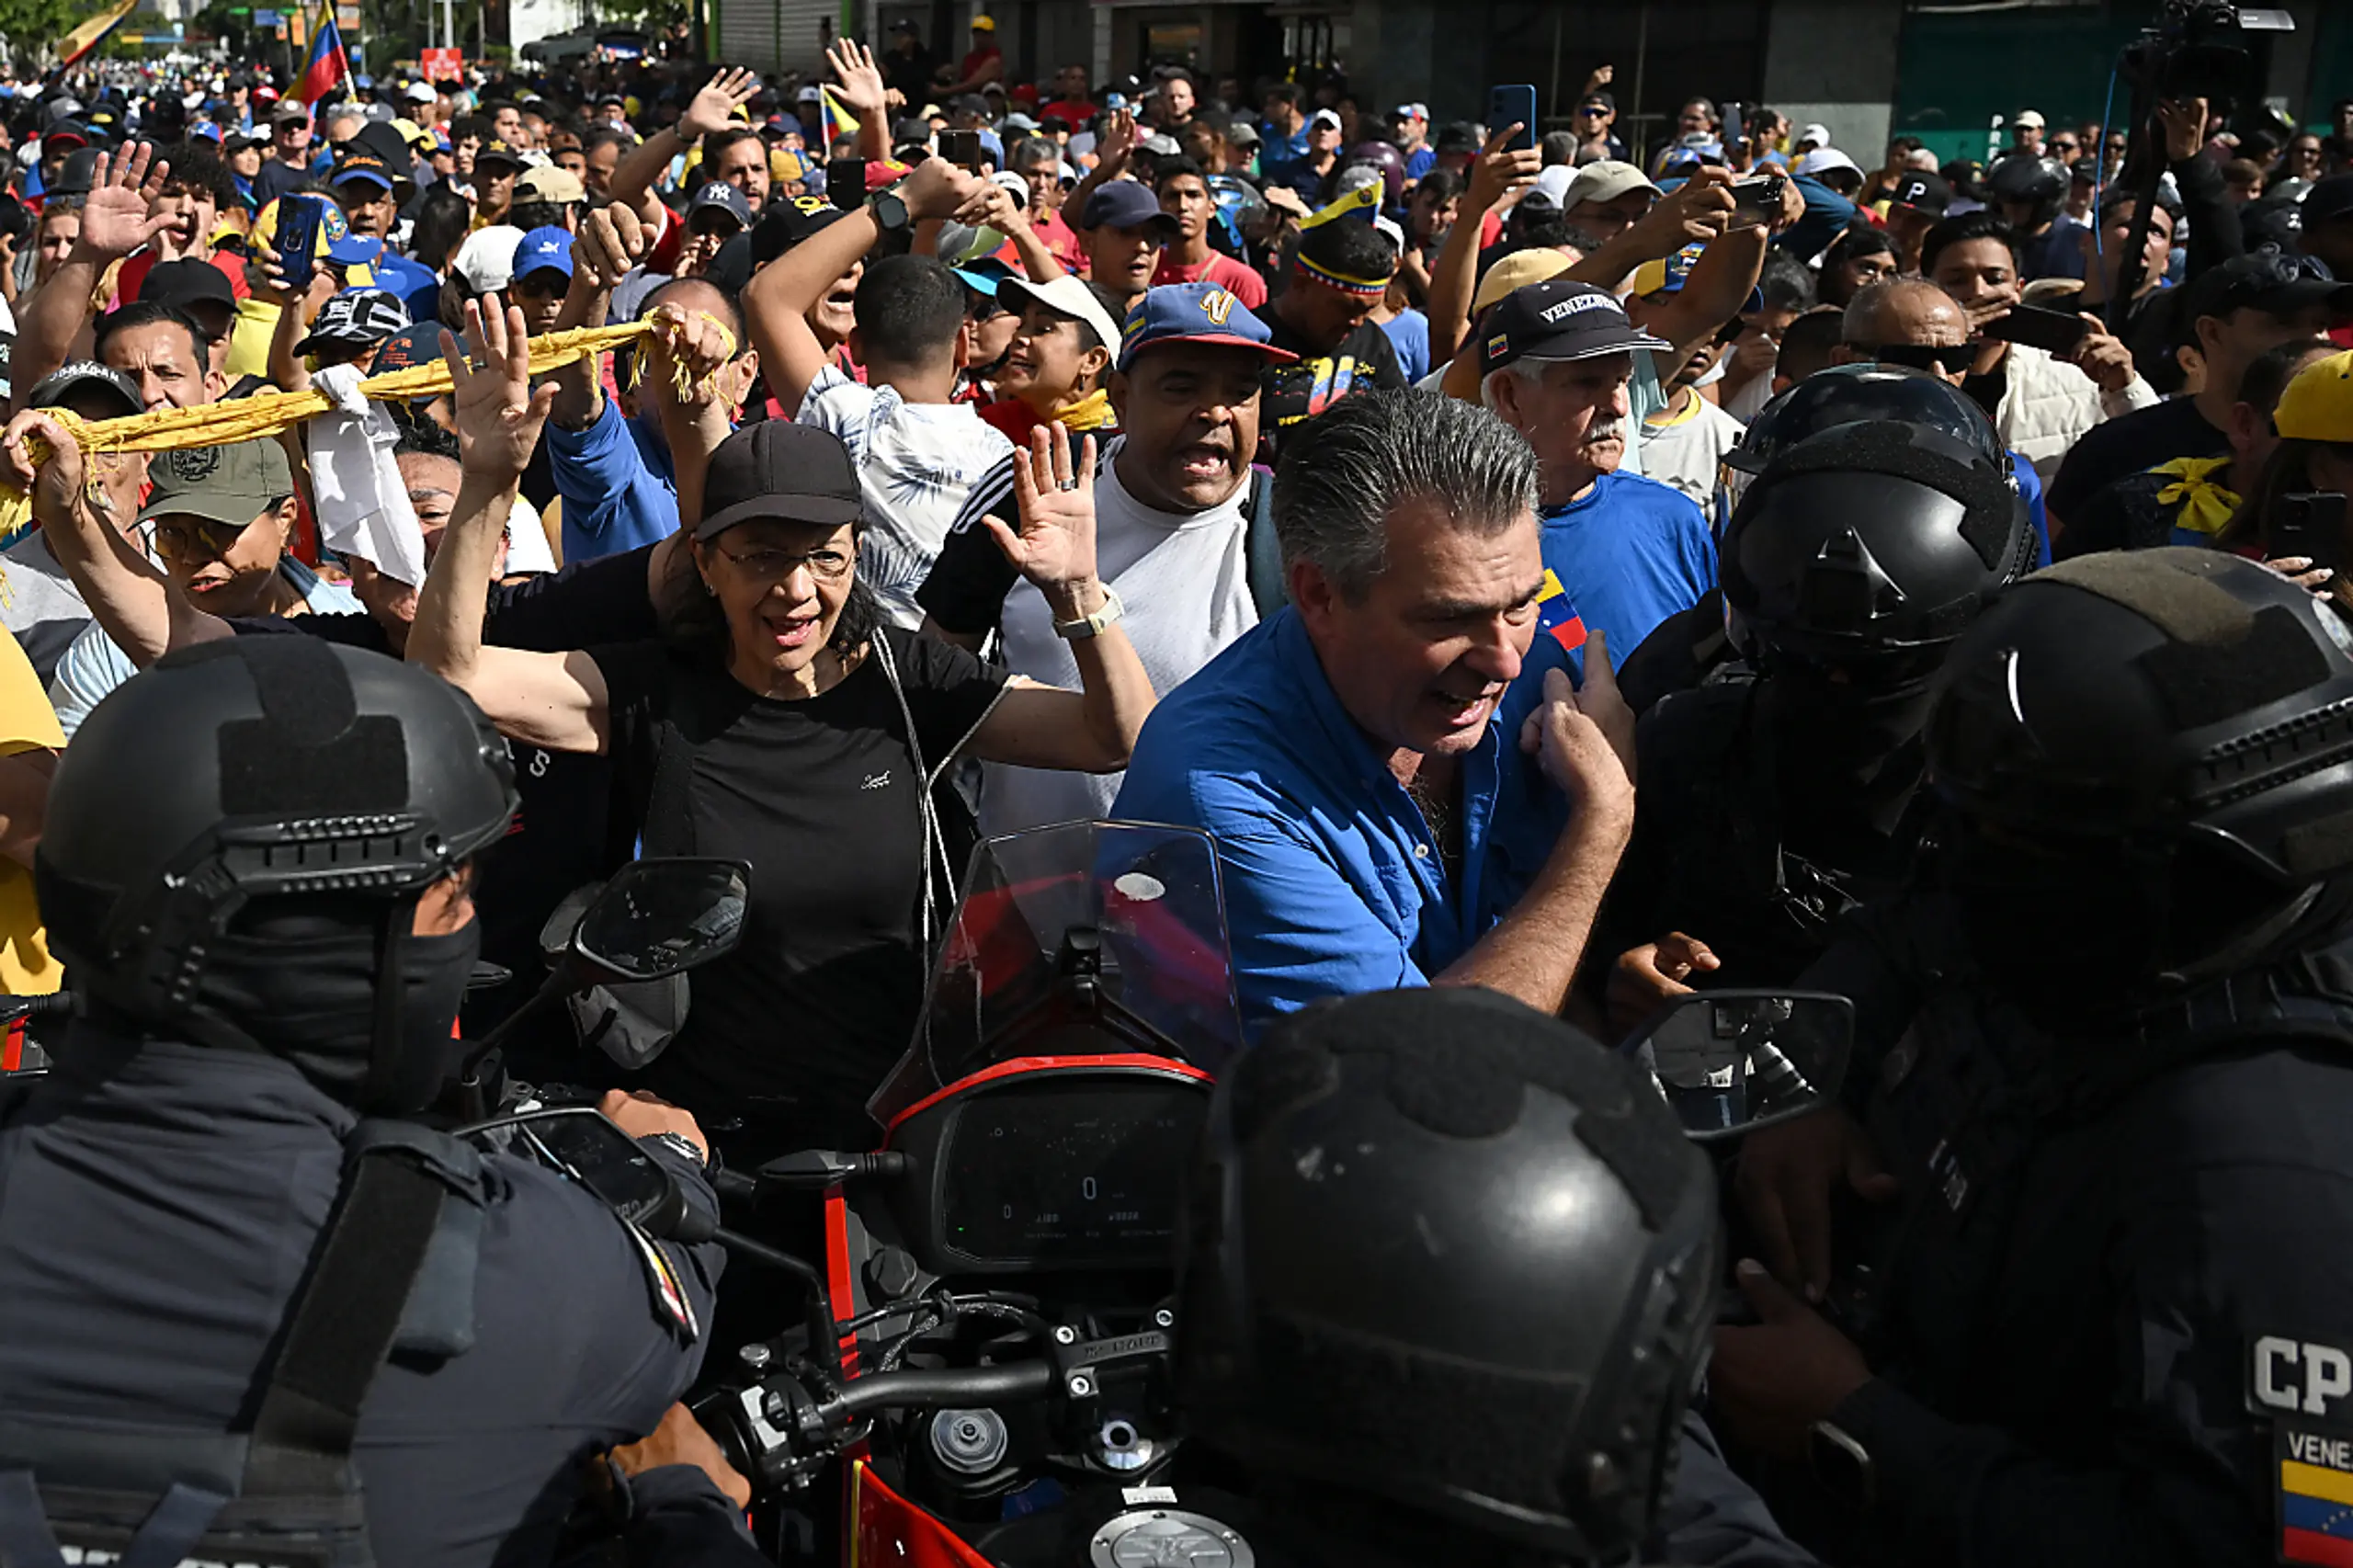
[{"left": 2253, "top": 1335, "right": 2353, "bottom": 1566}]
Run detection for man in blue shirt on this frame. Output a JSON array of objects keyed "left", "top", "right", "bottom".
[
  {"left": 1389, "top": 103, "right": 1437, "bottom": 183},
  {"left": 1111, "top": 390, "right": 1636, "bottom": 1038},
  {"left": 1478, "top": 279, "right": 1717, "bottom": 676}
]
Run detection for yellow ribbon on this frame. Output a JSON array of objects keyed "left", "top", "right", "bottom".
[
  {"left": 1051, "top": 388, "right": 1118, "bottom": 431},
  {"left": 2153, "top": 454, "right": 2240, "bottom": 539},
  {"left": 18, "top": 313, "right": 738, "bottom": 472}
]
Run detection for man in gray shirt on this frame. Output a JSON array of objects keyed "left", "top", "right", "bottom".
[{"left": 4, "top": 362, "right": 148, "bottom": 683}]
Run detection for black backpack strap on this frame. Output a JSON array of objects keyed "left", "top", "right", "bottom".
[
  {"left": 240, "top": 1145, "right": 450, "bottom": 1498},
  {"left": 1244, "top": 467, "right": 1286, "bottom": 619},
  {"left": 639, "top": 659, "right": 702, "bottom": 858}
]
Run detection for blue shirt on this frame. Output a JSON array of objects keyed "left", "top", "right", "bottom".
[
  {"left": 1378, "top": 308, "right": 1432, "bottom": 383},
  {"left": 1109, "top": 606, "right": 1567, "bottom": 1038},
  {"left": 369, "top": 251, "right": 440, "bottom": 319},
  {"left": 545, "top": 396, "right": 680, "bottom": 562},
  {"left": 1262, "top": 123, "right": 1310, "bottom": 165},
  {"left": 1525, "top": 470, "right": 1715, "bottom": 681},
  {"left": 2012, "top": 448, "right": 2052, "bottom": 567},
  {"left": 1403, "top": 146, "right": 1437, "bottom": 181}
]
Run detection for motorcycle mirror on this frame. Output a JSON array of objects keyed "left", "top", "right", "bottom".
[
  {"left": 1620, "top": 989, "right": 1855, "bottom": 1142},
  {"left": 458, "top": 1105, "right": 694, "bottom": 1238},
  {"left": 570, "top": 858, "right": 753, "bottom": 984}
]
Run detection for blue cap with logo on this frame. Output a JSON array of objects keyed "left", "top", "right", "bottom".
[
  {"left": 1117, "top": 280, "right": 1299, "bottom": 372},
  {"left": 512, "top": 224, "right": 574, "bottom": 283}
]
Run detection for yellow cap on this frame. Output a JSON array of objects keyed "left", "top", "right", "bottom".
[
  {"left": 971, "top": 13, "right": 995, "bottom": 28},
  {"left": 2276, "top": 349, "right": 2353, "bottom": 443},
  {"left": 1472, "top": 248, "right": 1571, "bottom": 315}
]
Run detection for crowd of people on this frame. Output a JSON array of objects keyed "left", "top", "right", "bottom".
[{"left": 0, "top": 26, "right": 2351, "bottom": 1568}]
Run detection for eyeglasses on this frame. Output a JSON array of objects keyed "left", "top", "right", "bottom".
[
  {"left": 2050, "top": 139, "right": 2079, "bottom": 153},
  {"left": 1862, "top": 342, "right": 1974, "bottom": 376},
  {"left": 715, "top": 543, "right": 854, "bottom": 582},
  {"left": 152, "top": 516, "right": 255, "bottom": 562},
  {"left": 1576, "top": 106, "right": 1608, "bottom": 118},
  {"left": 512, "top": 272, "right": 569, "bottom": 300}
]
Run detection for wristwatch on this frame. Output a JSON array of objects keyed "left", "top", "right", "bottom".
[
  {"left": 1051, "top": 583, "right": 1126, "bottom": 640},
  {"left": 867, "top": 183, "right": 911, "bottom": 233},
  {"left": 643, "top": 1131, "right": 709, "bottom": 1173},
  {"left": 1807, "top": 1417, "right": 1875, "bottom": 1511}
]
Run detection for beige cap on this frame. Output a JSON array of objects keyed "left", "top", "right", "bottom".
[
  {"left": 1472, "top": 247, "right": 1573, "bottom": 314},
  {"left": 516, "top": 164, "right": 585, "bottom": 204},
  {"left": 1560, "top": 159, "right": 1660, "bottom": 212}
]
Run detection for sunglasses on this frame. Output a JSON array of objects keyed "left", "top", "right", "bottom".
[
  {"left": 1865, "top": 342, "right": 1973, "bottom": 376},
  {"left": 152, "top": 515, "right": 260, "bottom": 561}
]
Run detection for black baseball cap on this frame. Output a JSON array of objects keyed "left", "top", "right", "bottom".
[
  {"left": 696, "top": 421, "right": 864, "bottom": 540},
  {"left": 1889, "top": 171, "right": 1951, "bottom": 218},
  {"left": 750, "top": 192, "right": 845, "bottom": 266},
  {"left": 24, "top": 359, "right": 142, "bottom": 420},
  {"left": 2304, "top": 174, "right": 2353, "bottom": 231},
  {"left": 138, "top": 257, "right": 237, "bottom": 315},
  {"left": 2178, "top": 246, "right": 2353, "bottom": 325},
  {"left": 1434, "top": 120, "right": 1482, "bottom": 155},
  {"left": 1480, "top": 279, "right": 1672, "bottom": 373},
  {"left": 474, "top": 137, "right": 527, "bottom": 169}
]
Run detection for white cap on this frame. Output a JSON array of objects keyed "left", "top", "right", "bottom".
[
  {"left": 2015, "top": 108, "right": 2046, "bottom": 129},
  {"left": 989, "top": 167, "right": 1029, "bottom": 208},
  {"left": 404, "top": 80, "right": 436, "bottom": 103},
  {"left": 1310, "top": 108, "right": 1342, "bottom": 131},
  {"left": 452, "top": 223, "right": 526, "bottom": 292},
  {"left": 1794, "top": 147, "right": 1861, "bottom": 179},
  {"left": 996, "top": 272, "right": 1124, "bottom": 357},
  {"left": 1907, "top": 146, "right": 1941, "bottom": 171},
  {"left": 1560, "top": 159, "right": 1659, "bottom": 211},
  {"left": 1796, "top": 122, "right": 1831, "bottom": 151},
  {"left": 798, "top": 85, "right": 823, "bottom": 103},
  {"left": 1525, "top": 164, "right": 1576, "bottom": 210}
]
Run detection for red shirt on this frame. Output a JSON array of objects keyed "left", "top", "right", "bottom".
[
  {"left": 959, "top": 45, "right": 1001, "bottom": 85},
  {"left": 1153, "top": 250, "right": 1268, "bottom": 309},
  {"left": 1040, "top": 98, "right": 1097, "bottom": 127},
  {"left": 994, "top": 209, "right": 1089, "bottom": 277}
]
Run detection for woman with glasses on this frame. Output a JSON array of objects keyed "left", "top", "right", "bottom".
[
  {"left": 48, "top": 438, "right": 359, "bottom": 737},
  {"left": 411, "top": 303, "right": 1156, "bottom": 1158}
]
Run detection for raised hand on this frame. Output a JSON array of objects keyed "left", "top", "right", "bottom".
[
  {"left": 571, "top": 202, "right": 650, "bottom": 293},
  {"left": 645, "top": 301, "right": 739, "bottom": 410},
  {"left": 825, "top": 38, "right": 888, "bottom": 121},
  {"left": 76, "top": 142, "right": 176, "bottom": 260},
  {"left": 900, "top": 156, "right": 989, "bottom": 222},
  {"left": 1094, "top": 108, "right": 1139, "bottom": 176},
  {"left": 439, "top": 298, "right": 556, "bottom": 483},
  {"left": 679, "top": 66, "right": 759, "bottom": 142},
  {"left": 0, "top": 410, "right": 87, "bottom": 528},
  {"left": 983, "top": 425, "right": 1100, "bottom": 603},
  {"left": 1468, "top": 123, "right": 1543, "bottom": 215}
]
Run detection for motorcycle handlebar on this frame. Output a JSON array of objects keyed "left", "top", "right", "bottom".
[{"left": 824, "top": 1359, "right": 1057, "bottom": 1418}]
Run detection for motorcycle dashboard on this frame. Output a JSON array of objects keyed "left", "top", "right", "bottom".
[{"left": 911, "top": 1073, "right": 1208, "bottom": 1274}]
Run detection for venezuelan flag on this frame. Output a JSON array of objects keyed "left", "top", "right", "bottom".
[
  {"left": 2283, "top": 1458, "right": 2353, "bottom": 1567},
  {"left": 60, "top": 0, "right": 139, "bottom": 65},
  {"left": 1534, "top": 568, "right": 1587, "bottom": 654},
  {"left": 297, "top": 8, "right": 352, "bottom": 108},
  {"left": 819, "top": 85, "right": 858, "bottom": 151}
]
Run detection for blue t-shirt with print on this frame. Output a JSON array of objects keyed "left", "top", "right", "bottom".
[{"left": 1526, "top": 469, "right": 1716, "bottom": 682}]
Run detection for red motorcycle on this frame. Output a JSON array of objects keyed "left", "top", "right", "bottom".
[{"left": 690, "top": 820, "right": 1256, "bottom": 1568}]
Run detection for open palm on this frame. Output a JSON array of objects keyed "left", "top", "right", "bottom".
[
  {"left": 825, "top": 39, "right": 887, "bottom": 119},
  {"left": 682, "top": 68, "right": 759, "bottom": 141},
  {"left": 79, "top": 144, "right": 176, "bottom": 258},
  {"left": 441, "top": 300, "right": 555, "bottom": 482},
  {"left": 985, "top": 425, "right": 1098, "bottom": 593}
]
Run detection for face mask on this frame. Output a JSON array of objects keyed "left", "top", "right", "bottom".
[
  {"left": 181, "top": 903, "right": 481, "bottom": 1114},
  {"left": 1942, "top": 822, "right": 2163, "bottom": 1018}
]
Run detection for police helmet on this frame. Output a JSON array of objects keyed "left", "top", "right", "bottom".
[
  {"left": 1928, "top": 550, "right": 2353, "bottom": 983},
  {"left": 1986, "top": 153, "right": 2070, "bottom": 225},
  {"left": 1340, "top": 140, "right": 1407, "bottom": 208},
  {"left": 39, "top": 637, "right": 516, "bottom": 1096},
  {"left": 1722, "top": 407, "right": 2034, "bottom": 674},
  {"left": 1176, "top": 988, "right": 1719, "bottom": 1566},
  {"left": 1728, "top": 362, "right": 2008, "bottom": 476}
]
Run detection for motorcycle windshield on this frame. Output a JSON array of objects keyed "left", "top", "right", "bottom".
[{"left": 868, "top": 820, "right": 1245, "bottom": 1128}]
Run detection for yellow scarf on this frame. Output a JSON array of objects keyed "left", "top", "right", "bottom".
[
  {"left": 1053, "top": 388, "right": 1117, "bottom": 431},
  {"left": 2153, "top": 454, "right": 2241, "bottom": 539}
]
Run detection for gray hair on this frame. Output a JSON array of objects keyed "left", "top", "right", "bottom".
[
  {"left": 1272, "top": 389, "right": 1540, "bottom": 601},
  {"left": 1478, "top": 357, "right": 1545, "bottom": 415}
]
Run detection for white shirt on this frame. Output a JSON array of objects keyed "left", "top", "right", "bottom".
[
  {"left": 981, "top": 447, "right": 1257, "bottom": 835},
  {"left": 798, "top": 366, "right": 1015, "bottom": 629},
  {"left": 1639, "top": 392, "right": 1746, "bottom": 528}
]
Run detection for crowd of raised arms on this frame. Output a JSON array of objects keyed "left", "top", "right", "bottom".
[{"left": 0, "top": 25, "right": 2350, "bottom": 1568}]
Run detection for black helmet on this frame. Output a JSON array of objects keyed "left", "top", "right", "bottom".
[
  {"left": 1986, "top": 153, "right": 2069, "bottom": 224},
  {"left": 1722, "top": 412, "right": 2033, "bottom": 674},
  {"left": 1928, "top": 550, "right": 2353, "bottom": 995},
  {"left": 39, "top": 637, "right": 517, "bottom": 1109},
  {"left": 1726, "top": 362, "right": 2009, "bottom": 477},
  {"left": 1176, "top": 989, "right": 1719, "bottom": 1567}
]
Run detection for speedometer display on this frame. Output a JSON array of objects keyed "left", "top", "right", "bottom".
[{"left": 939, "top": 1079, "right": 1206, "bottom": 1268}]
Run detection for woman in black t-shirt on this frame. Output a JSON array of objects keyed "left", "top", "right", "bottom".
[{"left": 409, "top": 303, "right": 1159, "bottom": 1149}]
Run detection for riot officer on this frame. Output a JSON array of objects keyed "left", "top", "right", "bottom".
[
  {"left": 1176, "top": 986, "right": 1820, "bottom": 1567},
  {"left": 1605, "top": 368, "right": 2036, "bottom": 1028},
  {"left": 0, "top": 634, "right": 730, "bottom": 1566},
  {"left": 1711, "top": 550, "right": 2353, "bottom": 1567}
]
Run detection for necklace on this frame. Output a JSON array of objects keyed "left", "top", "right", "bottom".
[{"left": 1404, "top": 765, "right": 1462, "bottom": 881}]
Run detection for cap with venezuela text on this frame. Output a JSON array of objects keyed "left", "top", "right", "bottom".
[
  {"left": 1118, "top": 280, "right": 1297, "bottom": 371},
  {"left": 1481, "top": 279, "right": 1671, "bottom": 373}
]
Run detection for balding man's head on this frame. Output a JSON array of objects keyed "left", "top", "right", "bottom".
[{"left": 1844, "top": 278, "right": 1969, "bottom": 350}]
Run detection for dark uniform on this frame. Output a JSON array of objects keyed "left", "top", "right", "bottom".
[
  {"left": 0, "top": 1028, "right": 723, "bottom": 1566},
  {"left": 1774, "top": 550, "right": 2353, "bottom": 1567},
  {"left": 1798, "top": 893, "right": 2353, "bottom": 1568}
]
